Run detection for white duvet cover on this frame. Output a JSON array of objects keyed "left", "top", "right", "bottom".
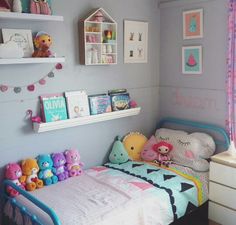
[{"left": 5, "top": 163, "right": 208, "bottom": 225}]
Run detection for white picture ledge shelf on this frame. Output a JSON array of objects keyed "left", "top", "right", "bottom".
[
  {"left": 33, "top": 107, "right": 141, "bottom": 133},
  {"left": 0, "top": 12, "right": 64, "bottom": 22},
  {"left": 0, "top": 57, "right": 65, "bottom": 65}
]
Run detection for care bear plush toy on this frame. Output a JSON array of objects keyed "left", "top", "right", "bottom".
[
  {"left": 51, "top": 152, "right": 69, "bottom": 181},
  {"left": 64, "top": 149, "right": 84, "bottom": 177},
  {"left": 5, "top": 163, "right": 25, "bottom": 197},
  {"left": 37, "top": 154, "right": 58, "bottom": 185},
  {"left": 20, "top": 159, "right": 44, "bottom": 191}
]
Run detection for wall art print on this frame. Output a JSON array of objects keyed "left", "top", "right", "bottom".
[
  {"left": 183, "top": 8, "right": 203, "bottom": 40},
  {"left": 182, "top": 46, "right": 202, "bottom": 74},
  {"left": 2, "top": 28, "right": 34, "bottom": 57},
  {"left": 124, "top": 20, "right": 148, "bottom": 63}
]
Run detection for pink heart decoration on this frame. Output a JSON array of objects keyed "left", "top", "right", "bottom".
[
  {"left": 55, "top": 63, "right": 63, "bottom": 70},
  {"left": 0, "top": 85, "right": 8, "bottom": 92},
  {"left": 27, "top": 85, "right": 35, "bottom": 92},
  {"left": 39, "top": 79, "right": 46, "bottom": 85}
]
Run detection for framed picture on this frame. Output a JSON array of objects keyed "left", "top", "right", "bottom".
[
  {"left": 183, "top": 9, "right": 203, "bottom": 39},
  {"left": 182, "top": 46, "right": 202, "bottom": 74},
  {"left": 2, "top": 29, "right": 34, "bottom": 57},
  {"left": 124, "top": 20, "right": 148, "bottom": 63}
]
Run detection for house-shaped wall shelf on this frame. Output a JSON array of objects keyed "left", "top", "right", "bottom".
[{"left": 79, "top": 8, "right": 117, "bottom": 65}]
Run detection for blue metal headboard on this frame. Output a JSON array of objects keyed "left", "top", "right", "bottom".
[{"left": 158, "top": 117, "right": 230, "bottom": 150}]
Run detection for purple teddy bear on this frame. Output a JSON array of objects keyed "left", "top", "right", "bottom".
[{"left": 51, "top": 153, "right": 69, "bottom": 181}]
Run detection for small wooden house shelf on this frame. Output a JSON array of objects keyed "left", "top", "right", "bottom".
[
  {"left": 0, "top": 57, "right": 65, "bottom": 65},
  {"left": 33, "top": 107, "right": 141, "bottom": 133},
  {"left": 79, "top": 8, "right": 117, "bottom": 65},
  {"left": 0, "top": 12, "right": 64, "bottom": 22}
]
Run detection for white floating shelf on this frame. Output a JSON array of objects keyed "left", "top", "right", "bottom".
[
  {"left": 0, "top": 57, "right": 65, "bottom": 65},
  {"left": 0, "top": 12, "right": 64, "bottom": 22},
  {"left": 34, "top": 107, "right": 141, "bottom": 133}
]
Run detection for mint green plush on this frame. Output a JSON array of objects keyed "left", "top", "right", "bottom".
[{"left": 109, "top": 136, "right": 129, "bottom": 164}]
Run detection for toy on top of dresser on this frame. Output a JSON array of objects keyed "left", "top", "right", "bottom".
[
  {"left": 5, "top": 163, "right": 25, "bottom": 197},
  {"left": 51, "top": 152, "right": 69, "bottom": 181},
  {"left": 64, "top": 149, "right": 84, "bottom": 177},
  {"left": 37, "top": 154, "right": 58, "bottom": 186}
]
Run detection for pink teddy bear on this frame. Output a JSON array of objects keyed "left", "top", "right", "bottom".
[
  {"left": 5, "top": 163, "right": 25, "bottom": 197},
  {"left": 64, "top": 149, "right": 84, "bottom": 177}
]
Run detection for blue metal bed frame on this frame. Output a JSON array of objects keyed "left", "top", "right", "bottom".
[{"left": 2, "top": 117, "right": 230, "bottom": 225}]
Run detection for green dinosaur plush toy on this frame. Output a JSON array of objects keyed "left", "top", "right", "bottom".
[{"left": 109, "top": 136, "right": 129, "bottom": 164}]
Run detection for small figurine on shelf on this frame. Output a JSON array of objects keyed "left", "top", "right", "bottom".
[
  {"left": 27, "top": 109, "right": 42, "bottom": 123},
  {"left": 104, "top": 30, "right": 112, "bottom": 42},
  {"left": 30, "top": 0, "right": 51, "bottom": 15},
  {"left": 12, "top": 0, "right": 22, "bottom": 13},
  {"left": 32, "top": 32, "right": 53, "bottom": 58},
  {"left": 0, "top": 0, "right": 10, "bottom": 12},
  {"left": 93, "top": 10, "right": 104, "bottom": 22}
]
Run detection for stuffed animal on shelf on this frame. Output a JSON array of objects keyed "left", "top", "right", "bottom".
[
  {"left": 5, "top": 163, "right": 25, "bottom": 197},
  {"left": 20, "top": 159, "right": 44, "bottom": 191},
  {"left": 32, "top": 31, "right": 53, "bottom": 58},
  {"left": 0, "top": 0, "right": 11, "bottom": 12},
  {"left": 153, "top": 141, "right": 173, "bottom": 167},
  {"left": 123, "top": 132, "right": 148, "bottom": 161},
  {"left": 51, "top": 152, "right": 69, "bottom": 181},
  {"left": 109, "top": 136, "right": 129, "bottom": 164},
  {"left": 30, "top": 0, "right": 51, "bottom": 15},
  {"left": 37, "top": 154, "right": 58, "bottom": 185},
  {"left": 64, "top": 149, "right": 84, "bottom": 177}
]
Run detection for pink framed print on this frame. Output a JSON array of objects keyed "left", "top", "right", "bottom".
[{"left": 183, "top": 9, "right": 203, "bottom": 40}]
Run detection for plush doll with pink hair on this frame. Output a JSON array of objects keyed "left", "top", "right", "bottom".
[
  {"left": 153, "top": 141, "right": 173, "bottom": 167},
  {"left": 64, "top": 149, "right": 84, "bottom": 177},
  {"left": 5, "top": 163, "right": 25, "bottom": 197}
]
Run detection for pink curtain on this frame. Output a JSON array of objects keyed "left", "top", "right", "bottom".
[{"left": 227, "top": 0, "right": 236, "bottom": 141}]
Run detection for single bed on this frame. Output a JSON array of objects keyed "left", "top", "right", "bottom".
[{"left": 2, "top": 118, "right": 230, "bottom": 225}]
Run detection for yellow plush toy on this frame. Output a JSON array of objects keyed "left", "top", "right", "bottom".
[
  {"left": 123, "top": 132, "right": 148, "bottom": 161},
  {"left": 20, "top": 159, "right": 44, "bottom": 191}
]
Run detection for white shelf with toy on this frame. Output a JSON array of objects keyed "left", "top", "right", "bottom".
[
  {"left": 0, "top": 12, "right": 64, "bottom": 22},
  {"left": 33, "top": 107, "right": 141, "bottom": 133},
  {"left": 0, "top": 57, "right": 65, "bottom": 65},
  {"left": 79, "top": 8, "right": 117, "bottom": 65}
]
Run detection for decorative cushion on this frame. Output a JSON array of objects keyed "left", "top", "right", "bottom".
[
  {"left": 190, "top": 132, "right": 216, "bottom": 158},
  {"left": 155, "top": 128, "right": 215, "bottom": 172},
  {"left": 140, "top": 136, "right": 158, "bottom": 161},
  {"left": 109, "top": 136, "right": 129, "bottom": 164},
  {"left": 123, "top": 132, "right": 147, "bottom": 161}
]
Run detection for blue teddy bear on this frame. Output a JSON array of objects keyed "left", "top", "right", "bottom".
[{"left": 37, "top": 154, "right": 58, "bottom": 186}]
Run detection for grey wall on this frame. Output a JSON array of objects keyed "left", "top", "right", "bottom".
[
  {"left": 159, "top": 0, "right": 227, "bottom": 127},
  {"left": 0, "top": 0, "right": 160, "bottom": 221}
]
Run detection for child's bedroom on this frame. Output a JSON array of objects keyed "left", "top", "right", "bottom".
[{"left": 0, "top": 0, "right": 234, "bottom": 224}]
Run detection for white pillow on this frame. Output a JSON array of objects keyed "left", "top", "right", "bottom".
[
  {"left": 189, "top": 132, "right": 216, "bottom": 159},
  {"left": 155, "top": 128, "right": 215, "bottom": 172}
]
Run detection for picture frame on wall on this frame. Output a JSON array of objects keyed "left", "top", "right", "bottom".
[
  {"left": 183, "top": 9, "right": 203, "bottom": 40},
  {"left": 182, "top": 46, "right": 202, "bottom": 74},
  {"left": 124, "top": 20, "right": 148, "bottom": 63},
  {"left": 2, "top": 28, "right": 34, "bottom": 57}
]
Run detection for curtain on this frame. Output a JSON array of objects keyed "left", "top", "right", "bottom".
[{"left": 227, "top": 0, "right": 236, "bottom": 142}]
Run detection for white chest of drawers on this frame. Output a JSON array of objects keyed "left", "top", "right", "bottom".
[{"left": 209, "top": 152, "right": 236, "bottom": 225}]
